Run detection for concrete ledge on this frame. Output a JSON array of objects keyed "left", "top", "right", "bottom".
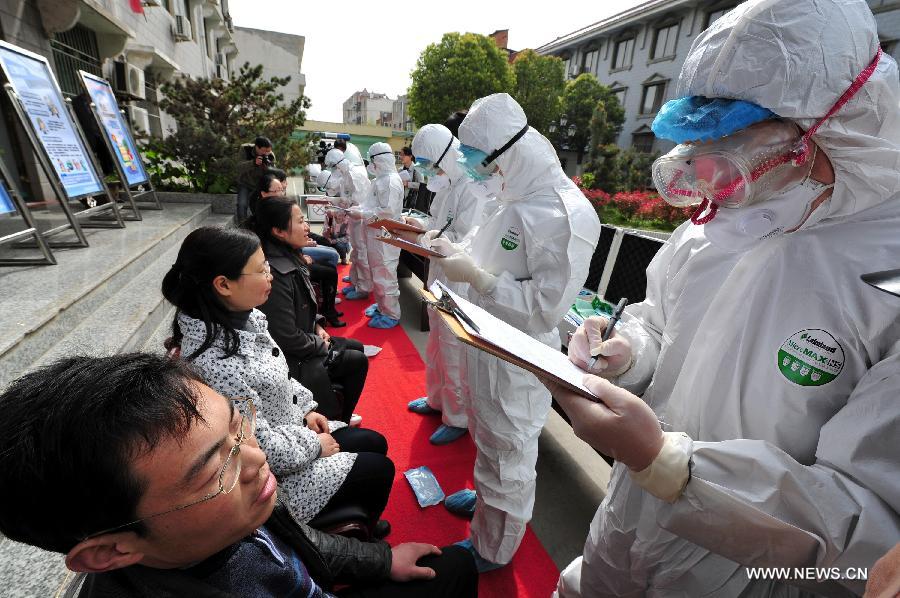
[{"left": 156, "top": 191, "right": 236, "bottom": 215}]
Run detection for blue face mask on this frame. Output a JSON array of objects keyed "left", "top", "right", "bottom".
[{"left": 457, "top": 144, "right": 497, "bottom": 181}]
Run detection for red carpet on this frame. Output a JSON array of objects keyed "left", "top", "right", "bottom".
[{"left": 334, "top": 266, "right": 560, "bottom": 597}]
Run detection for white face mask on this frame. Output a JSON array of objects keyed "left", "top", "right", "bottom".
[
  {"left": 426, "top": 173, "right": 450, "bottom": 192},
  {"left": 704, "top": 177, "right": 833, "bottom": 253},
  {"left": 480, "top": 173, "right": 503, "bottom": 197},
  {"left": 366, "top": 163, "right": 376, "bottom": 176}
]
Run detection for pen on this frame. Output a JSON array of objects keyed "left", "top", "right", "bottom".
[
  {"left": 436, "top": 217, "right": 453, "bottom": 239},
  {"left": 589, "top": 297, "right": 628, "bottom": 371}
]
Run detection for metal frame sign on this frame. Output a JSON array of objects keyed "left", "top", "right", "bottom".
[
  {"left": 0, "top": 41, "right": 104, "bottom": 200},
  {"left": 79, "top": 71, "right": 149, "bottom": 187}
]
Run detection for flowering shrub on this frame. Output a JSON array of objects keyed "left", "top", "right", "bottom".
[{"left": 577, "top": 185, "right": 693, "bottom": 232}]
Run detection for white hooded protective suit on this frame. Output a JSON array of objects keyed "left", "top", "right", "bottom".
[
  {"left": 363, "top": 142, "right": 404, "bottom": 319},
  {"left": 556, "top": 1, "right": 900, "bottom": 596},
  {"left": 458, "top": 93, "right": 601, "bottom": 564},
  {"left": 343, "top": 141, "right": 364, "bottom": 166},
  {"left": 328, "top": 149, "right": 373, "bottom": 294},
  {"left": 411, "top": 124, "right": 490, "bottom": 428}
]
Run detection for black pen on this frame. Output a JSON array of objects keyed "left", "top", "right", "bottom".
[
  {"left": 589, "top": 297, "right": 628, "bottom": 371},
  {"left": 435, "top": 217, "right": 453, "bottom": 239}
]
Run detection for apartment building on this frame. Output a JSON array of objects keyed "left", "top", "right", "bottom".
[
  {"left": 537, "top": 0, "right": 900, "bottom": 172},
  {"left": 342, "top": 89, "right": 394, "bottom": 126},
  {"left": 233, "top": 26, "right": 306, "bottom": 106}
]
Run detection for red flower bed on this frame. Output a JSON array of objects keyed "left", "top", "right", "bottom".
[{"left": 576, "top": 185, "right": 694, "bottom": 230}]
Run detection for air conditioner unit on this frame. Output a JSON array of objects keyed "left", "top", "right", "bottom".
[
  {"left": 126, "top": 64, "right": 145, "bottom": 99},
  {"left": 174, "top": 15, "right": 192, "bottom": 42},
  {"left": 126, "top": 105, "right": 151, "bottom": 134}
]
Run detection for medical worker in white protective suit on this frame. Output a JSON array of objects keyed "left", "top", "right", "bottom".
[
  {"left": 429, "top": 93, "right": 602, "bottom": 570},
  {"left": 325, "top": 148, "right": 372, "bottom": 299},
  {"left": 549, "top": 0, "right": 900, "bottom": 596},
  {"left": 403, "top": 124, "right": 490, "bottom": 445},
  {"left": 358, "top": 142, "right": 404, "bottom": 328}
]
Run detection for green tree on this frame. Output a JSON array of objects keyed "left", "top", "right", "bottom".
[
  {"left": 408, "top": 32, "right": 514, "bottom": 128},
  {"left": 142, "top": 63, "right": 311, "bottom": 193},
  {"left": 555, "top": 74, "right": 624, "bottom": 166},
  {"left": 510, "top": 49, "right": 565, "bottom": 136},
  {"left": 584, "top": 94, "right": 626, "bottom": 191}
]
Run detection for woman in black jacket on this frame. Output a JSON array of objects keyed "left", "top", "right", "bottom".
[{"left": 248, "top": 197, "right": 369, "bottom": 424}]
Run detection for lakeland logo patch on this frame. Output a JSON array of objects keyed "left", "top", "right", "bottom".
[
  {"left": 500, "top": 226, "right": 521, "bottom": 251},
  {"left": 777, "top": 329, "right": 844, "bottom": 386}
]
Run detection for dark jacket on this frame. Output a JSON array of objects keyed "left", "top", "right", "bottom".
[
  {"left": 236, "top": 143, "right": 276, "bottom": 189},
  {"left": 76, "top": 500, "right": 392, "bottom": 597},
  {"left": 257, "top": 241, "right": 326, "bottom": 378}
]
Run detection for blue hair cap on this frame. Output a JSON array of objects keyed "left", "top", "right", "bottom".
[{"left": 651, "top": 96, "right": 776, "bottom": 143}]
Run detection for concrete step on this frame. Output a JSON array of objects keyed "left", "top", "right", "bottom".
[
  {"left": 34, "top": 212, "right": 232, "bottom": 368},
  {"left": 0, "top": 203, "right": 211, "bottom": 388}
]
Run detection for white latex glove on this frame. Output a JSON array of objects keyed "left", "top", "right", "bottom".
[
  {"left": 347, "top": 207, "right": 364, "bottom": 221},
  {"left": 420, "top": 229, "right": 441, "bottom": 245},
  {"left": 440, "top": 252, "right": 496, "bottom": 294},
  {"left": 568, "top": 315, "right": 633, "bottom": 377},
  {"left": 427, "top": 236, "right": 464, "bottom": 256},
  {"left": 543, "top": 375, "right": 664, "bottom": 472}
]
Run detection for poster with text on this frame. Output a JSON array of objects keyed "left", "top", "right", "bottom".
[
  {"left": 80, "top": 72, "right": 149, "bottom": 187},
  {"left": 0, "top": 180, "right": 15, "bottom": 214},
  {"left": 0, "top": 42, "right": 104, "bottom": 200}
]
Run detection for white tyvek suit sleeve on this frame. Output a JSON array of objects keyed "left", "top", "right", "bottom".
[
  {"left": 655, "top": 350, "right": 900, "bottom": 595},
  {"left": 610, "top": 232, "right": 684, "bottom": 396},
  {"left": 371, "top": 176, "right": 403, "bottom": 220},
  {"left": 480, "top": 211, "right": 583, "bottom": 336},
  {"left": 444, "top": 182, "right": 489, "bottom": 244}
]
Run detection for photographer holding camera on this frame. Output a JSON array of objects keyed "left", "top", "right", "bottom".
[{"left": 236, "top": 136, "right": 276, "bottom": 223}]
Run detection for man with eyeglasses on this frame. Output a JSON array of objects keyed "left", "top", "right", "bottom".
[{"left": 0, "top": 353, "right": 477, "bottom": 597}]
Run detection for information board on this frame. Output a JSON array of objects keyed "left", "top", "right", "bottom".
[
  {"left": 79, "top": 72, "right": 149, "bottom": 187},
  {"left": 0, "top": 42, "right": 104, "bottom": 200},
  {"left": 0, "top": 179, "right": 14, "bottom": 214}
]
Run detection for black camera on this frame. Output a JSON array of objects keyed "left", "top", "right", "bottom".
[{"left": 261, "top": 153, "right": 275, "bottom": 166}]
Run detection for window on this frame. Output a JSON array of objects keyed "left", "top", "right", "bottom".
[
  {"left": 612, "top": 37, "right": 634, "bottom": 70},
  {"left": 611, "top": 87, "right": 627, "bottom": 108},
  {"left": 651, "top": 23, "right": 679, "bottom": 60},
  {"left": 581, "top": 46, "right": 599, "bottom": 75},
  {"left": 705, "top": 6, "right": 735, "bottom": 29},
  {"left": 50, "top": 24, "right": 102, "bottom": 97},
  {"left": 641, "top": 80, "right": 667, "bottom": 115},
  {"left": 632, "top": 131, "right": 655, "bottom": 153}
]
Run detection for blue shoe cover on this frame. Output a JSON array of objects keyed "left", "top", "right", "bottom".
[
  {"left": 341, "top": 285, "right": 356, "bottom": 296},
  {"left": 454, "top": 538, "right": 505, "bottom": 573},
  {"left": 365, "top": 303, "right": 380, "bottom": 317},
  {"left": 430, "top": 424, "right": 467, "bottom": 445},
  {"left": 445, "top": 489, "right": 477, "bottom": 518},
  {"left": 345, "top": 289, "right": 369, "bottom": 300},
  {"left": 368, "top": 314, "right": 399, "bottom": 329},
  {"left": 408, "top": 397, "right": 440, "bottom": 414},
  {"left": 342, "top": 275, "right": 351, "bottom": 283}
]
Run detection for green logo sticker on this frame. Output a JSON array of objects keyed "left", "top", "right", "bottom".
[
  {"left": 777, "top": 329, "right": 844, "bottom": 386},
  {"left": 500, "top": 226, "right": 521, "bottom": 251}
]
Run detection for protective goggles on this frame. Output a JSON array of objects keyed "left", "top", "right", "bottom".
[
  {"left": 457, "top": 124, "right": 528, "bottom": 181},
  {"left": 653, "top": 46, "right": 883, "bottom": 225},
  {"left": 652, "top": 119, "right": 812, "bottom": 209},
  {"left": 414, "top": 137, "right": 454, "bottom": 178}
]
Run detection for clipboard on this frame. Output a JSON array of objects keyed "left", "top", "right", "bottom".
[
  {"left": 379, "top": 236, "right": 445, "bottom": 258},
  {"left": 367, "top": 218, "right": 426, "bottom": 234},
  {"left": 420, "top": 287, "right": 598, "bottom": 401}
]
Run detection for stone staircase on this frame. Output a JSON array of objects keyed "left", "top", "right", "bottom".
[{"left": 0, "top": 202, "right": 232, "bottom": 597}]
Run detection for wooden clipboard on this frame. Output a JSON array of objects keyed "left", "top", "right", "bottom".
[
  {"left": 420, "top": 290, "right": 596, "bottom": 400},
  {"left": 367, "top": 218, "right": 426, "bottom": 234},
  {"left": 379, "top": 236, "right": 445, "bottom": 258}
]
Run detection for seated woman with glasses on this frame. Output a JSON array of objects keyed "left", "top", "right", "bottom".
[
  {"left": 247, "top": 197, "right": 370, "bottom": 425},
  {"left": 161, "top": 226, "right": 392, "bottom": 536}
]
